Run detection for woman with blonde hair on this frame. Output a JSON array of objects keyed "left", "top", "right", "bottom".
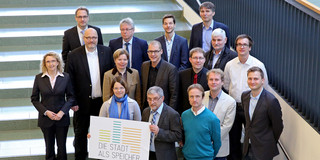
[{"left": 31, "top": 52, "right": 74, "bottom": 160}]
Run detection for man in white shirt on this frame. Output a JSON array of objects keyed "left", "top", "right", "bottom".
[
  {"left": 67, "top": 28, "right": 113, "bottom": 160},
  {"left": 223, "top": 34, "right": 268, "bottom": 160}
]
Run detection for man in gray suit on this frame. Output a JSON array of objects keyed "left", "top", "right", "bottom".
[
  {"left": 142, "top": 86, "right": 182, "bottom": 160},
  {"left": 242, "top": 67, "right": 283, "bottom": 160},
  {"left": 202, "top": 69, "right": 236, "bottom": 160},
  {"left": 141, "top": 40, "right": 178, "bottom": 110}
]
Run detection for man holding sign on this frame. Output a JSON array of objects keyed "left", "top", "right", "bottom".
[{"left": 142, "top": 86, "right": 182, "bottom": 160}]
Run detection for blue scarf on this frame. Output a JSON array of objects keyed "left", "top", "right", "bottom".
[{"left": 109, "top": 94, "right": 130, "bottom": 120}]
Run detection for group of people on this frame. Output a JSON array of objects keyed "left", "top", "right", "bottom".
[{"left": 31, "top": 1, "right": 283, "bottom": 160}]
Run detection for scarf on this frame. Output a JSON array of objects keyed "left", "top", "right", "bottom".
[{"left": 108, "top": 94, "right": 130, "bottom": 120}]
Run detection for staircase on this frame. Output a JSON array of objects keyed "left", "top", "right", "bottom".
[{"left": 0, "top": 0, "right": 191, "bottom": 159}]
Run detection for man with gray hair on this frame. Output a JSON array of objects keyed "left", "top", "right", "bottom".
[
  {"left": 142, "top": 86, "right": 182, "bottom": 160},
  {"left": 204, "top": 28, "right": 237, "bottom": 71},
  {"left": 62, "top": 6, "right": 103, "bottom": 70},
  {"left": 109, "top": 17, "right": 149, "bottom": 73}
]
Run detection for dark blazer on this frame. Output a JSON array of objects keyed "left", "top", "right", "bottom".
[
  {"left": 178, "top": 68, "right": 209, "bottom": 113},
  {"left": 241, "top": 89, "right": 283, "bottom": 160},
  {"left": 67, "top": 45, "right": 114, "bottom": 114},
  {"left": 204, "top": 47, "right": 237, "bottom": 71},
  {"left": 142, "top": 103, "right": 182, "bottom": 160},
  {"left": 189, "top": 21, "right": 230, "bottom": 50},
  {"left": 109, "top": 36, "right": 149, "bottom": 73},
  {"left": 31, "top": 72, "right": 75, "bottom": 127},
  {"left": 141, "top": 60, "right": 178, "bottom": 110},
  {"left": 62, "top": 25, "right": 103, "bottom": 65},
  {"left": 155, "top": 34, "right": 189, "bottom": 71}
]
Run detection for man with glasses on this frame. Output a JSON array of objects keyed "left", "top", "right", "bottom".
[
  {"left": 178, "top": 47, "right": 209, "bottom": 113},
  {"left": 141, "top": 86, "right": 182, "bottom": 160},
  {"left": 223, "top": 34, "right": 268, "bottom": 160},
  {"left": 141, "top": 40, "right": 178, "bottom": 110},
  {"left": 67, "top": 28, "right": 114, "bottom": 160},
  {"left": 62, "top": 6, "right": 103, "bottom": 70},
  {"left": 109, "top": 17, "right": 149, "bottom": 74}
]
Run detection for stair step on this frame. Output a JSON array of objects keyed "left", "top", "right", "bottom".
[
  {"left": 0, "top": 98, "right": 31, "bottom": 107},
  {"left": 0, "top": 76, "right": 34, "bottom": 90},
  {"left": 0, "top": 106, "right": 74, "bottom": 131},
  {"left": 0, "top": 137, "right": 75, "bottom": 159},
  {"left": 0, "top": 2, "right": 183, "bottom": 28}
]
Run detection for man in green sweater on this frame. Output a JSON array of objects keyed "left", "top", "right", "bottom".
[{"left": 181, "top": 83, "right": 221, "bottom": 160}]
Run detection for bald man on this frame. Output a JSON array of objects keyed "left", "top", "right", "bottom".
[{"left": 67, "top": 28, "right": 114, "bottom": 160}]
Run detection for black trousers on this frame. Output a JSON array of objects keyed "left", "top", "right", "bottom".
[
  {"left": 41, "top": 124, "right": 69, "bottom": 160},
  {"left": 74, "top": 97, "right": 102, "bottom": 160},
  {"left": 228, "top": 103, "right": 246, "bottom": 160}
]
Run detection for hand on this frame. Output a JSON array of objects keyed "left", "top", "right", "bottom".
[
  {"left": 178, "top": 140, "right": 184, "bottom": 148},
  {"left": 87, "top": 133, "right": 91, "bottom": 139},
  {"left": 46, "top": 110, "right": 57, "bottom": 120},
  {"left": 54, "top": 111, "right": 65, "bottom": 121},
  {"left": 71, "top": 105, "right": 79, "bottom": 112},
  {"left": 150, "top": 125, "right": 159, "bottom": 135}
]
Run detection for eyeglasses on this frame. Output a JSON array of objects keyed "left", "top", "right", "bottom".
[
  {"left": 120, "top": 28, "right": 134, "bottom": 32},
  {"left": 147, "top": 50, "right": 161, "bottom": 54},
  {"left": 191, "top": 57, "right": 205, "bottom": 60},
  {"left": 46, "top": 60, "right": 57, "bottom": 64},
  {"left": 76, "top": 16, "right": 88, "bottom": 19},
  {"left": 147, "top": 96, "right": 162, "bottom": 102},
  {"left": 84, "top": 36, "right": 98, "bottom": 40},
  {"left": 113, "top": 87, "right": 125, "bottom": 91},
  {"left": 236, "top": 43, "right": 250, "bottom": 48}
]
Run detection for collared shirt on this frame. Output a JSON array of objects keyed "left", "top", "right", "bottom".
[
  {"left": 211, "top": 50, "right": 222, "bottom": 69},
  {"left": 208, "top": 90, "right": 222, "bottom": 112},
  {"left": 249, "top": 88, "right": 263, "bottom": 120},
  {"left": 224, "top": 55, "right": 269, "bottom": 102},
  {"left": 202, "top": 21, "right": 214, "bottom": 52},
  {"left": 191, "top": 68, "right": 205, "bottom": 83},
  {"left": 148, "top": 103, "right": 164, "bottom": 152},
  {"left": 41, "top": 72, "right": 64, "bottom": 89},
  {"left": 77, "top": 25, "right": 88, "bottom": 46},
  {"left": 122, "top": 38, "right": 133, "bottom": 67},
  {"left": 191, "top": 105, "right": 206, "bottom": 116},
  {"left": 165, "top": 33, "right": 175, "bottom": 62},
  {"left": 85, "top": 47, "right": 102, "bottom": 98}
]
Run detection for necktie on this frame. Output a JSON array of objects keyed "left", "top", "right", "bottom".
[
  {"left": 193, "top": 73, "right": 198, "bottom": 84},
  {"left": 125, "top": 42, "right": 130, "bottom": 68},
  {"left": 150, "top": 111, "right": 158, "bottom": 145},
  {"left": 80, "top": 30, "right": 85, "bottom": 45}
]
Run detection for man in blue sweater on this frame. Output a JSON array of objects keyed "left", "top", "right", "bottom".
[{"left": 181, "top": 84, "right": 221, "bottom": 160}]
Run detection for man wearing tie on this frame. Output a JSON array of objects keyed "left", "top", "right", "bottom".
[
  {"left": 141, "top": 86, "right": 182, "bottom": 160},
  {"left": 109, "top": 17, "right": 149, "bottom": 73},
  {"left": 62, "top": 6, "right": 103, "bottom": 70}
]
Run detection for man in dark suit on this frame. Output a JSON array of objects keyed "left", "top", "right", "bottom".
[
  {"left": 179, "top": 47, "right": 209, "bottom": 113},
  {"left": 67, "top": 28, "right": 114, "bottom": 160},
  {"left": 155, "top": 14, "right": 189, "bottom": 71},
  {"left": 141, "top": 40, "right": 178, "bottom": 110},
  {"left": 142, "top": 86, "right": 182, "bottom": 160},
  {"left": 242, "top": 67, "right": 283, "bottom": 160},
  {"left": 62, "top": 7, "right": 103, "bottom": 70},
  {"left": 189, "top": 1, "right": 230, "bottom": 52},
  {"left": 109, "top": 17, "right": 149, "bottom": 73},
  {"left": 204, "top": 28, "right": 237, "bottom": 71}
]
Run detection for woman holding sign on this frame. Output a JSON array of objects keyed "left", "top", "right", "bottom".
[
  {"left": 99, "top": 76, "right": 141, "bottom": 121},
  {"left": 31, "top": 52, "right": 74, "bottom": 160}
]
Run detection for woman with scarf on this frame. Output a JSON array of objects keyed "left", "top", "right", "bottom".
[{"left": 99, "top": 76, "right": 141, "bottom": 120}]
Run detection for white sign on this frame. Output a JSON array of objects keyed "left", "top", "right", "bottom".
[{"left": 89, "top": 116, "right": 151, "bottom": 160}]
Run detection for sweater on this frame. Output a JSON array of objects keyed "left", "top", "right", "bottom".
[{"left": 182, "top": 108, "right": 221, "bottom": 160}]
